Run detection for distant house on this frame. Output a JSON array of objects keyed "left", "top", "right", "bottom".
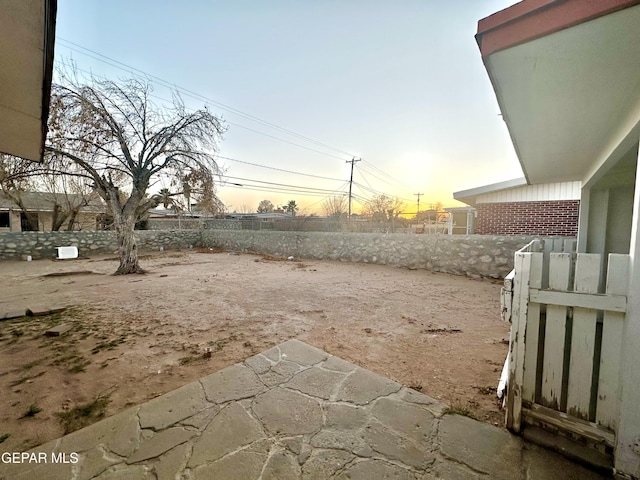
[
  {"left": 0, "top": 191, "right": 105, "bottom": 232},
  {"left": 226, "top": 212, "right": 293, "bottom": 222},
  {"left": 444, "top": 206, "right": 476, "bottom": 235},
  {"left": 453, "top": 178, "right": 581, "bottom": 236}
]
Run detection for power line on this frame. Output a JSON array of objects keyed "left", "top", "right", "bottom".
[
  {"left": 222, "top": 175, "right": 344, "bottom": 194},
  {"left": 55, "top": 39, "right": 358, "bottom": 160},
  {"left": 52, "top": 44, "right": 416, "bottom": 210},
  {"left": 217, "top": 156, "right": 343, "bottom": 181},
  {"left": 222, "top": 183, "right": 349, "bottom": 198},
  {"left": 360, "top": 159, "right": 414, "bottom": 191}
]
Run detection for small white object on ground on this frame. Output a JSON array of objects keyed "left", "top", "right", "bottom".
[
  {"left": 56, "top": 246, "right": 78, "bottom": 259},
  {"left": 288, "top": 256, "right": 294, "bottom": 261},
  {"left": 26, "top": 255, "right": 32, "bottom": 261},
  {"left": 160, "top": 246, "right": 164, "bottom": 252}
]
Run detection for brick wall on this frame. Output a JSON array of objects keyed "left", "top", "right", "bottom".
[{"left": 476, "top": 200, "right": 579, "bottom": 236}]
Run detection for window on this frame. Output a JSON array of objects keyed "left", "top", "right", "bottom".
[
  {"left": 20, "top": 212, "right": 39, "bottom": 231},
  {"left": 0, "top": 212, "right": 9, "bottom": 228}
]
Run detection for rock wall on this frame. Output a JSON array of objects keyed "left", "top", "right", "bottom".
[
  {"left": 0, "top": 230, "right": 201, "bottom": 261},
  {"left": 1, "top": 229, "right": 553, "bottom": 279},
  {"left": 201, "top": 230, "right": 543, "bottom": 279}
]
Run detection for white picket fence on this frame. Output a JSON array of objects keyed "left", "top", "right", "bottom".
[{"left": 504, "top": 239, "right": 629, "bottom": 448}]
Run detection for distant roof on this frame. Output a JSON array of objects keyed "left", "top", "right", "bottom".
[
  {"left": 0, "top": 191, "right": 105, "bottom": 212},
  {"left": 0, "top": 0, "right": 57, "bottom": 162},
  {"left": 227, "top": 212, "right": 293, "bottom": 219}
]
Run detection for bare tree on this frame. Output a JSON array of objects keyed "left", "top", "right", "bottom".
[
  {"left": 46, "top": 77, "right": 225, "bottom": 274},
  {"left": 257, "top": 199, "right": 274, "bottom": 213},
  {"left": 322, "top": 195, "right": 347, "bottom": 218},
  {"left": 362, "top": 194, "right": 405, "bottom": 221}
]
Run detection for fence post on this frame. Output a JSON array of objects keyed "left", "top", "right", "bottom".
[{"left": 506, "top": 250, "right": 533, "bottom": 432}]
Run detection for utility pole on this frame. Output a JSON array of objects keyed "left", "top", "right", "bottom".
[
  {"left": 414, "top": 192, "right": 424, "bottom": 221},
  {"left": 346, "top": 157, "right": 361, "bottom": 218}
]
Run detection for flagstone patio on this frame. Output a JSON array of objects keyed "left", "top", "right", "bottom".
[{"left": 0, "top": 340, "right": 608, "bottom": 479}]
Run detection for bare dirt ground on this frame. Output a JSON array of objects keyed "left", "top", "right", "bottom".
[{"left": 0, "top": 250, "right": 509, "bottom": 452}]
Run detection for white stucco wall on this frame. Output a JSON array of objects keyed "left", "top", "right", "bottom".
[{"left": 476, "top": 181, "right": 582, "bottom": 204}]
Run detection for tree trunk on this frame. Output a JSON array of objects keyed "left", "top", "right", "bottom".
[
  {"left": 51, "top": 204, "right": 69, "bottom": 231},
  {"left": 114, "top": 216, "right": 144, "bottom": 275},
  {"left": 65, "top": 207, "right": 80, "bottom": 231}
]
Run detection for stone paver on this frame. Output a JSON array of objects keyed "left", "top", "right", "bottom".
[
  {"left": 138, "top": 381, "right": 209, "bottom": 430},
  {"left": 200, "top": 363, "right": 266, "bottom": 403},
  {"left": 0, "top": 339, "right": 612, "bottom": 480},
  {"left": 439, "top": 413, "right": 523, "bottom": 480}
]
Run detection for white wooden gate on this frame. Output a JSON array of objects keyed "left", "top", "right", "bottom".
[{"left": 504, "top": 239, "right": 629, "bottom": 450}]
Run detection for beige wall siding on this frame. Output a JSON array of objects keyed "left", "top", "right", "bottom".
[
  {"left": 0, "top": 211, "right": 99, "bottom": 232},
  {"left": 477, "top": 181, "right": 581, "bottom": 204}
]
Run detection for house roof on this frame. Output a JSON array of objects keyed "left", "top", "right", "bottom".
[
  {"left": 453, "top": 177, "right": 527, "bottom": 206},
  {"left": 227, "top": 212, "right": 293, "bottom": 220},
  {"left": 0, "top": 0, "right": 57, "bottom": 162},
  {"left": 0, "top": 191, "right": 105, "bottom": 213},
  {"left": 477, "top": 0, "right": 640, "bottom": 185},
  {"left": 454, "top": 178, "right": 582, "bottom": 207}
]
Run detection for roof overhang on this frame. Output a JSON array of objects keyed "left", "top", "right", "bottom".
[
  {"left": 477, "top": 0, "right": 640, "bottom": 185},
  {"left": 0, "top": 0, "right": 57, "bottom": 162},
  {"left": 454, "top": 177, "right": 527, "bottom": 207}
]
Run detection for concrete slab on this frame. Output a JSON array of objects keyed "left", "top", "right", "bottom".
[
  {"left": 1, "top": 309, "right": 27, "bottom": 320},
  {"left": 0, "top": 339, "right": 612, "bottom": 480},
  {"left": 26, "top": 305, "right": 52, "bottom": 316},
  {"left": 44, "top": 324, "right": 72, "bottom": 337}
]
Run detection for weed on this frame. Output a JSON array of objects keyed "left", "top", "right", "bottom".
[
  {"left": 476, "top": 385, "right": 497, "bottom": 395},
  {"left": 9, "top": 371, "right": 45, "bottom": 387},
  {"left": 11, "top": 329, "right": 24, "bottom": 338},
  {"left": 179, "top": 355, "right": 198, "bottom": 365},
  {"left": 20, "top": 359, "right": 44, "bottom": 370},
  {"left": 443, "top": 402, "right": 476, "bottom": 419},
  {"left": 91, "top": 336, "right": 125, "bottom": 354},
  {"left": 22, "top": 404, "right": 42, "bottom": 418},
  {"left": 57, "top": 395, "right": 110, "bottom": 434},
  {"left": 407, "top": 381, "right": 423, "bottom": 392},
  {"left": 68, "top": 360, "right": 90, "bottom": 373}
]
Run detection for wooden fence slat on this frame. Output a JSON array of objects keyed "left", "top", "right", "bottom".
[
  {"left": 523, "top": 252, "right": 543, "bottom": 403},
  {"left": 552, "top": 238, "right": 565, "bottom": 253},
  {"left": 542, "top": 239, "right": 553, "bottom": 289},
  {"left": 567, "top": 254, "right": 600, "bottom": 420},
  {"left": 541, "top": 253, "right": 571, "bottom": 410},
  {"left": 597, "top": 254, "right": 629, "bottom": 430},
  {"left": 564, "top": 238, "right": 576, "bottom": 253},
  {"left": 529, "top": 290, "right": 627, "bottom": 312},
  {"left": 507, "top": 251, "right": 533, "bottom": 432}
]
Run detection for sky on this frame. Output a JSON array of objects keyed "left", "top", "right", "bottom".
[{"left": 54, "top": 0, "right": 524, "bottom": 216}]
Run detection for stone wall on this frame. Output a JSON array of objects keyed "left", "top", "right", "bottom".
[
  {"left": 0, "top": 230, "right": 201, "bottom": 261},
  {"left": 1, "top": 228, "right": 553, "bottom": 279},
  {"left": 202, "top": 230, "right": 543, "bottom": 279}
]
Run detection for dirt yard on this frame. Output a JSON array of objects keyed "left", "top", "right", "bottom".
[{"left": 0, "top": 249, "right": 510, "bottom": 452}]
